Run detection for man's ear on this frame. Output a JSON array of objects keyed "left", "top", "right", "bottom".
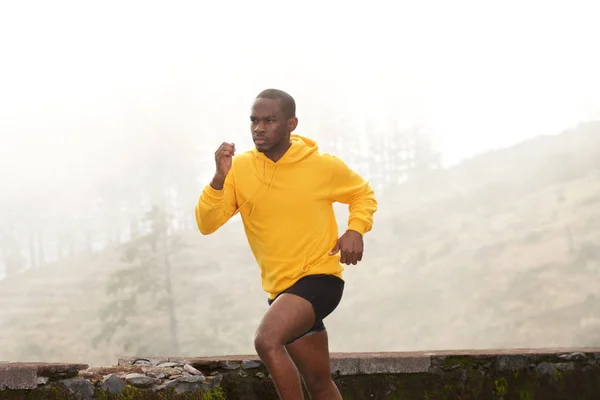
[{"left": 288, "top": 117, "right": 298, "bottom": 132}]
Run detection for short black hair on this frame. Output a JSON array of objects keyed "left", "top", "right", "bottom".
[{"left": 256, "top": 88, "right": 296, "bottom": 118}]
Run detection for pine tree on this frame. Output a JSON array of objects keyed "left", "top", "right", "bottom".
[{"left": 93, "top": 205, "right": 185, "bottom": 355}]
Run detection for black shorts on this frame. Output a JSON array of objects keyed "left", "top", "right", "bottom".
[{"left": 267, "top": 274, "right": 345, "bottom": 343}]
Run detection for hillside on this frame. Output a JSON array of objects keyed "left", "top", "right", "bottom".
[{"left": 1, "top": 121, "right": 599, "bottom": 367}]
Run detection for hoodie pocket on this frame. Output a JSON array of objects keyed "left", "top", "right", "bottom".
[{"left": 258, "top": 255, "right": 308, "bottom": 293}]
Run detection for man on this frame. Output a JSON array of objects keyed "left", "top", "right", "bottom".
[{"left": 194, "top": 89, "right": 377, "bottom": 400}]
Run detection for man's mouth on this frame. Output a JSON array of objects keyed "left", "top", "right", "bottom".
[{"left": 254, "top": 138, "right": 266, "bottom": 144}]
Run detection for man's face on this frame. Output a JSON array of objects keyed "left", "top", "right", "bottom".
[{"left": 250, "top": 98, "right": 296, "bottom": 153}]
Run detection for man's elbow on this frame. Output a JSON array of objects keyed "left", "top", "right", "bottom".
[
  {"left": 196, "top": 222, "right": 216, "bottom": 235},
  {"left": 194, "top": 207, "right": 216, "bottom": 235}
]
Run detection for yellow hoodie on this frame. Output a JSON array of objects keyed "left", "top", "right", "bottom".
[{"left": 194, "top": 134, "right": 378, "bottom": 299}]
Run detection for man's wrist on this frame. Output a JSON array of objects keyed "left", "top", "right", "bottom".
[{"left": 210, "top": 174, "right": 226, "bottom": 190}]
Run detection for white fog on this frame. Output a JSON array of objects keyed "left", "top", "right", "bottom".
[{"left": 1, "top": 0, "right": 599, "bottom": 366}]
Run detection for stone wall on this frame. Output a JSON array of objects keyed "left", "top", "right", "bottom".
[{"left": 1, "top": 347, "right": 599, "bottom": 399}]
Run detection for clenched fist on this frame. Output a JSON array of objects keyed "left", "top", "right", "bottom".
[
  {"left": 329, "top": 229, "right": 364, "bottom": 265},
  {"left": 210, "top": 142, "right": 235, "bottom": 190}
]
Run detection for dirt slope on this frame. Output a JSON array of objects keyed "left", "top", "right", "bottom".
[{"left": 1, "top": 122, "right": 599, "bottom": 366}]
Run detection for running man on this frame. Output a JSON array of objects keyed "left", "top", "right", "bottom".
[{"left": 194, "top": 88, "right": 378, "bottom": 400}]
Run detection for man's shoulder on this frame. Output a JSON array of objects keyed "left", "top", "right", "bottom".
[{"left": 310, "top": 150, "right": 346, "bottom": 166}]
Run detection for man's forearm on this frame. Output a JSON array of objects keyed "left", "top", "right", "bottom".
[{"left": 210, "top": 174, "right": 226, "bottom": 190}]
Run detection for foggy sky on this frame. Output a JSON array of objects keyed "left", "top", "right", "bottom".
[{"left": 1, "top": 0, "right": 599, "bottom": 197}]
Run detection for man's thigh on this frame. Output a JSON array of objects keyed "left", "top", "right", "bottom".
[{"left": 255, "top": 293, "right": 316, "bottom": 345}]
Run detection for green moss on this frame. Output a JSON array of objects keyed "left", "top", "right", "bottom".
[
  {"left": 512, "top": 368, "right": 520, "bottom": 379},
  {"left": 438, "top": 356, "right": 492, "bottom": 371},
  {"left": 219, "top": 367, "right": 279, "bottom": 399},
  {"left": 118, "top": 385, "right": 145, "bottom": 400},
  {"left": 34, "top": 387, "right": 67, "bottom": 400},
  {"left": 551, "top": 368, "right": 564, "bottom": 384},
  {"left": 202, "top": 387, "right": 225, "bottom": 400},
  {"left": 109, "top": 384, "right": 216, "bottom": 399},
  {"left": 494, "top": 377, "right": 508, "bottom": 395},
  {"left": 3, "top": 358, "right": 600, "bottom": 400},
  {"left": 0, "top": 386, "right": 68, "bottom": 400},
  {"left": 338, "top": 373, "right": 459, "bottom": 400},
  {"left": 94, "top": 388, "right": 109, "bottom": 400},
  {"left": 519, "top": 387, "right": 535, "bottom": 400}
]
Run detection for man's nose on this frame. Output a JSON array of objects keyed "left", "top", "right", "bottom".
[{"left": 254, "top": 122, "right": 266, "bottom": 133}]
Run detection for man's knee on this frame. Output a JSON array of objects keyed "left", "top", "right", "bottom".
[{"left": 254, "top": 331, "right": 281, "bottom": 357}]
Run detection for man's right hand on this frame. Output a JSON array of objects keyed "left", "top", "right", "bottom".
[{"left": 211, "top": 142, "right": 236, "bottom": 190}]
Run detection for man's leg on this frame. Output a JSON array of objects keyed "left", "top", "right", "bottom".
[
  {"left": 254, "top": 293, "right": 316, "bottom": 400},
  {"left": 286, "top": 329, "right": 343, "bottom": 400}
]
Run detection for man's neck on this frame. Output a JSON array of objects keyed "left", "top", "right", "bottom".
[{"left": 264, "top": 139, "right": 292, "bottom": 163}]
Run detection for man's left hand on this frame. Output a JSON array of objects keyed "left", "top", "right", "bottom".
[{"left": 329, "top": 230, "right": 364, "bottom": 265}]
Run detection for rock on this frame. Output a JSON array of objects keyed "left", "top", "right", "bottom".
[
  {"left": 495, "top": 356, "right": 529, "bottom": 371},
  {"left": 255, "top": 372, "right": 266, "bottom": 379},
  {"left": 98, "top": 374, "right": 126, "bottom": 396},
  {"left": 220, "top": 360, "right": 241, "bottom": 370},
  {"left": 175, "top": 382, "right": 203, "bottom": 394},
  {"left": 184, "top": 364, "right": 202, "bottom": 375},
  {"left": 535, "top": 362, "right": 556, "bottom": 375},
  {"left": 36, "top": 376, "right": 49, "bottom": 385},
  {"left": 178, "top": 375, "right": 206, "bottom": 383},
  {"left": 37, "top": 363, "right": 88, "bottom": 379},
  {"left": 242, "top": 360, "right": 261, "bottom": 369},
  {"left": 554, "top": 362, "right": 575, "bottom": 372},
  {"left": 61, "top": 377, "right": 95, "bottom": 400},
  {"left": 560, "top": 352, "right": 586, "bottom": 361},
  {"left": 125, "top": 373, "right": 155, "bottom": 388},
  {"left": 155, "top": 379, "right": 178, "bottom": 391},
  {"left": 386, "top": 383, "right": 397, "bottom": 395},
  {"left": 157, "top": 361, "right": 183, "bottom": 368},
  {"left": 141, "top": 366, "right": 180, "bottom": 378},
  {"left": 146, "top": 371, "right": 166, "bottom": 379},
  {"left": 153, "top": 374, "right": 205, "bottom": 394},
  {"left": 0, "top": 364, "right": 38, "bottom": 390},
  {"left": 207, "top": 374, "right": 223, "bottom": 387},
  {"left": 117, "top": 357, "right": 166, "bottom": 366}
]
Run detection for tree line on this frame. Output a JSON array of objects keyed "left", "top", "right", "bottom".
[{"left": 0, "top": 122, "right": 440, "bottom": 278}]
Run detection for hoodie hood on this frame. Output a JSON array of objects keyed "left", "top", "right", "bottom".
[{"left": 252, "top": 134, "right": 318, "bottom": 165}]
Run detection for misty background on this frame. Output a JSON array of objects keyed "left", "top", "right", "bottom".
[{"left": 1, "top": 0, "right": 599, "bottom": 367}]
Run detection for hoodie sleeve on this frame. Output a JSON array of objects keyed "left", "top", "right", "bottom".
[
  {"left": 328, "top": 156, "right": 378, "bottom": 235},
  {"left": 194, "top": 170, "right": 238, "bottom": 235}
]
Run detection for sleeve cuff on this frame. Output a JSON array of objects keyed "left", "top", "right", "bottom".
[
  {"left": 348, "top": 219, "right": 370, "bottom": 236},
  {"left": 203, "top": 184, "right": 225, "bottom": 202}
]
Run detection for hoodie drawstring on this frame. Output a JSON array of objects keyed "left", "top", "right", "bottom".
[{"left": 234, "top": 160, "right": 278, "bottom": 215}]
